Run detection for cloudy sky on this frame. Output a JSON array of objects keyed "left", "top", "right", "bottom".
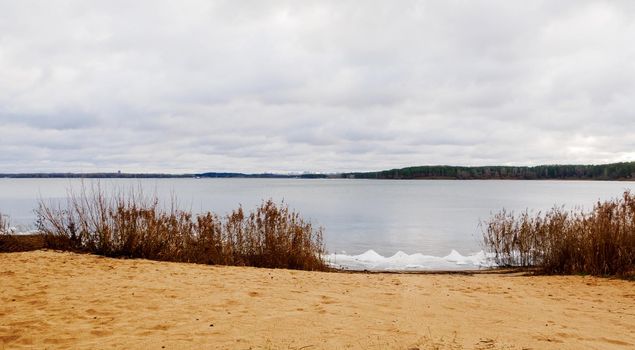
[{"left": 1, "top": 1, "right": 634, "bottom": 173}]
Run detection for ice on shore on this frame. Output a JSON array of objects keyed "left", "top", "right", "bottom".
[
  {"left": 325, "top": 249, "right": 495, "bottom": 271},
  {"left": 5, "top": 226, "right": 38, "bottom": 235}
]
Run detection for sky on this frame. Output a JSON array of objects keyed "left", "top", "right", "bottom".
[{"left": 1, "top": 1, "right": 634, "bottom": 174}]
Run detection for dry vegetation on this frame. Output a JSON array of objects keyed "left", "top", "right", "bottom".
[
  {"left": 5, "top": 186, "right": 635, "bottom": 277},
  {"left": 0, "top": 213, "right": 17, "bottom": 252},
  {"left": 0, "top": 212, "right": 8, "bottom": 234},
  {"left": 35, "top": 186, "right": 327, "bottom": 271},
  {"left": 483, "top": 191, "right": 635, "bottom": 276}
]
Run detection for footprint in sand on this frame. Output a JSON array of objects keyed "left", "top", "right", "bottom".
[
  {"left": 27, "top": 298, "right": 47, "bottom": 307},
  {"left": 85, "top": 308, "right": 99, "bottom": 315},
  {"left": 534, "top": 334, "right": 564, "bottom": 343},
  {"left": 600, "top": 337, "right": 632, "bottom": 346},
  {"left": 90, "top": 329, "right": 113, "bottom": 337},
  {"left": 475, "top": 338, "right": 496, "bottom": 350},
  {"left": 223, "top": 298, "right": 239, "bottom": 306},
  {"left": 320, "top": 295, "right": 337, "bottom": 305},
  {"left": 150, "top": 324, "right": 171, "bottom": 331},
  {"left": 0, "top": 334, "right": 20, "bottom": 344}
]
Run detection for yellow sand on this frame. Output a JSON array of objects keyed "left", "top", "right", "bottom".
[{"left": 1, "top": 251, "right": 633, "bottom": 349}]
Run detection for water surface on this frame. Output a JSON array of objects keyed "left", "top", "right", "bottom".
[{"left": 0, "top": 178, "right": 632, "bottom": 269}]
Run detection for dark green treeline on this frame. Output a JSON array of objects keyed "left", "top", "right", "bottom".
[{"left": 344, "top": 162, "right": 635, "bottom": 180}]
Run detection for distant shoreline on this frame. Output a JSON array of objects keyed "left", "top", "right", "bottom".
[
  {"left": 2, "top": 175, "right": 634, "bottom": 181},
  {"left": 0, "top": 172, "right": 329, "bottom": 179},
  {"left": 1, "top": 161, "right": 634, "bottom": 181}
]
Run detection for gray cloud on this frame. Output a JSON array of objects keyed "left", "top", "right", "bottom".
[{"left": 1, "top": 0, "right": 634, "bottom": 173}]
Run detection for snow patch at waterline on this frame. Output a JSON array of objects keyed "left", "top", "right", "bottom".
[{"left": 325, "top": 249, "right": 496, "bottom": 271}]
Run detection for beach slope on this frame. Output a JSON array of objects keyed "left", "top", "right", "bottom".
[{"left": 1, "top": 251, "right": 633, "bottom": 349}]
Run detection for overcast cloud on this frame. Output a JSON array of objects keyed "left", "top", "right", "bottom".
[{"left": 1, "top": 0, "right": 634, "bottom": 173}]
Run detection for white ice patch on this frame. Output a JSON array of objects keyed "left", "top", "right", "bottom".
[
  {"left": 4, "top": 226, "right": 38, "bottom": 235},
  {"left": 325, "top": 249, "right": 496, "bottom": 271}
]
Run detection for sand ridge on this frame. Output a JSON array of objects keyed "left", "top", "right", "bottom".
[{"left": 1, "top": 251, "right": 633, "bottom": 349}]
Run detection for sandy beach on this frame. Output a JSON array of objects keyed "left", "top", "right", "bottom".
[{"left": 1, "top": 251, "right": 633, "bottom": 349}]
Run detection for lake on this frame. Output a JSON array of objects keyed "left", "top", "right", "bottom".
[{"left": 0, "top": 178, "right": 632, "bottom": 270}]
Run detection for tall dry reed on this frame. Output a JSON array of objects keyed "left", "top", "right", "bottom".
[
  {"left": 483, "top": 191, "right": 635, "bottom": 276},
  {"left": 0, "top": 212, "right": 8, "bottom": 234},
  {"left": 36, "top": 185, "right": 327, "bottom": 271}
]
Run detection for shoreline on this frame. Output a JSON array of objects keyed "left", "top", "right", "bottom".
[
  {"left": 2, "top": 177, "right": 635, "bottom": 182},
  {"left": 2, "top": 250, "right": 633, "bottom": 349},
  {"left": 1, "top": 234, "right": 496, "bottom": 273}
]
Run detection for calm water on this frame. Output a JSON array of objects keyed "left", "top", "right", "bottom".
[{"left": 0, "top": 178, "right": 632, "bottom": 257}]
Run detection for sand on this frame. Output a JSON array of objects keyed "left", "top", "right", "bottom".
[{"left": 1, "top": 251, "right": 633, "bottom": 350}]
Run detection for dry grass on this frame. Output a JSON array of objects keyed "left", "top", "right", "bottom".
[
  {"left": 0, "top": 212, "right": 9, "bottom": 250},
  {"left": 35, "top": 185, "right": 327, "bottom": 271},
  {"left": 483, "top": 191, "right": 635, "bottom": 276},
  {"left": 0, "top": 212, "right": 7, "bottom": 234},
  {"left": 0, "top": 214, "right": 45, "bottom": 252}
]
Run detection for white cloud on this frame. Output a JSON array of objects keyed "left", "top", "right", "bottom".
[{"left": 1, "top": 0, "right": 634, "bottom": 173}]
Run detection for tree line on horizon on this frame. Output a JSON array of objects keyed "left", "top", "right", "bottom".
[
  {"left": 1, "top": 162, "right": 634, "bottom": 180},
  {"left": 0, "top": 172, "right": 328, "bottom": 179},
  {"left": 343, "top": 162, "right": 635, "bottom": 180}
]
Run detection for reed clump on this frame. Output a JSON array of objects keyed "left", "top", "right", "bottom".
[
  {"left": 0, "top": 212, "right": 8, "bottom": 234},
  {"left": 0, "top": 212, "right": 11, "bottom": 248},
  {"left": 0, "top": 212, "right": 8, "bottom": 251},
  {"left": 35, "top": 187, "right": 327, "bottom": 271},
  {"left": 483, "top": 191, "right": 635, "bottom": 276},
  {"left": 0, "top": 214, "right": 44, "bottom": 252}
]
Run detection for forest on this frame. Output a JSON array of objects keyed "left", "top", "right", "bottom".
[{"left": 343, "top": 162, "right": 635, "bottom": 180}]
